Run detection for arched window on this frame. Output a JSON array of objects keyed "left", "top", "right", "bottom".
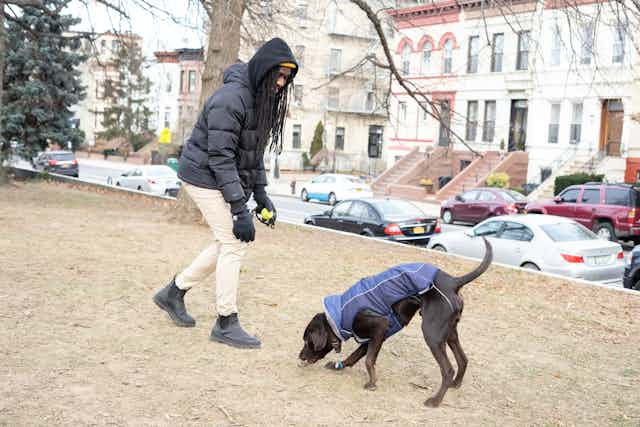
[
  {"left": 401, "top": 44, "right": 412, "bottom": 76},
  {"left": 422, "top": 42, "right": 432, "bottom": 74},
  {"left": 443, "top": 39, "right": 453, "bottom": 73}
]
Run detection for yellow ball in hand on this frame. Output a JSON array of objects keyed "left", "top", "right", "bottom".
[{"left": 260, "top": 208, "right": 273, "bottom": 221}]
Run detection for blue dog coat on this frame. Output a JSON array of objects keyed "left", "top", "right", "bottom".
[{"left": 323, "top": 263, "right": 439, "bottom": 343}]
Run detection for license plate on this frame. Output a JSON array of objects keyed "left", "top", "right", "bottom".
[
  {"left": 61, "top": 164, "right": 70, "bottom": 168},
  {"left": 355, "top": 188, "right": 362, "bottom": 192},
  {"left": 413, "top": 226, "right": 425, "bottom": 234},
  {"left": 590, "top": 255, "right": 610, "bottom": 265}
]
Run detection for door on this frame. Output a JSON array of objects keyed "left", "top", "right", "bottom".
[
  {"left": 493, "top": 221, "right": 534, "bottom": 266},
  {"left": 574, "top": 187, "right": 602, "bottom": 228},
  {"left": 508, "top": 99, "right": 528, "bottom": 152},
  {"left": 599, "top": 99, "right": 623, "bottom": 157},
  {"left": 471, "top": 191, "right": 497, "bottom": 222},
  {"left": 128, "top": 168, "right": 144, "bottom": 190},
  {"left": 326, "top": 201, "right": 352, "bottom": 231},
  {"left": 545, "top": 187, "right": 580, "bottom": 218},
  {"left": 349, "top": 201, "right": 381, "bottom": 235},
  {"left": 307, "top": 176, "right": 326, "bottom": 201},
  {"left": 455, "top": 190, "right": 480, "bottom": 222}
]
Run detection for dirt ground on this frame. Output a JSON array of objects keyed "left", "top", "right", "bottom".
[{"left": 1, "top": 182, "right": 639, "bottom": 426}]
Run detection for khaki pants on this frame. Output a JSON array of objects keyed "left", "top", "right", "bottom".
[{"left": 175, "top": 183, "right": 248, "bottom": 316}]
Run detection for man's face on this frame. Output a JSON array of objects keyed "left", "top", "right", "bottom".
[{"left": 275, "top": 67, "right": 293, "bottom": 91}]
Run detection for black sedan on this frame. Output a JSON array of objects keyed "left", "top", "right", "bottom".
[
  {"left": 33, "top": 150, "right": 79, "bottom": 177},
  {"left": 304, "top": 198, "right": 440, "bottom": 245}
]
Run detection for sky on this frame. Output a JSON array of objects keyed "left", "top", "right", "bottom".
[{"left": 64, "top": 0, "right": 206, "bottom": 55}]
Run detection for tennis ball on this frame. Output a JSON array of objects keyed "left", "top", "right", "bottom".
[{"left": 260, "top": 208, "right": 273, "bottom": 221}]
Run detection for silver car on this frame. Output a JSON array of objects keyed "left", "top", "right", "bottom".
[
  {"left": 427, "top": 214, "right": 624, "bottom": 283},
  {"left": 109, "top": 165, "right": 181, "bottom": 196}
]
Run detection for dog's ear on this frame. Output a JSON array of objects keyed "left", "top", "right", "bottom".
[
  {"left": 330, "top": 337, "right": 342, "bottom": 353},
  {"left": 310, "top": 327, "right": 328, "bottom": 351}
]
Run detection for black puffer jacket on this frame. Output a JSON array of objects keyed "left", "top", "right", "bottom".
[{"left": 178, "top": 38, "right": 298, "bottom": 208}]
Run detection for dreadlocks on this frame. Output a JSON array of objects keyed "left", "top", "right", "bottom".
[{"left": 255, "top": 67, "right": 292, "bottom": 155}]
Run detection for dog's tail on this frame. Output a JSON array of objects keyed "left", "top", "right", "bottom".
[{"left": 452, "top": 237, "right": 493, "bottom": 291}]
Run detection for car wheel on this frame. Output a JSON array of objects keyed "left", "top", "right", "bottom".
[
  {"left": 328, "top": 192, "right": 337, "bottom": 206},
  {"left": 106, "top": 176, "right": 113, "bottom": 185},
  {"left": 432, "top": 245, "right": 447, "bottom": 253},
  {"left": 164, "top": 189, "right": 170, "bottom": 196},
  {"left": 304, "top": 219, "right": 315, "bottom": 226},
  {"left": 301, "top": 189, "right": 309, "bottom": 202},
  {"left": 593, "top": 222, "right": 616, "bottom": 241},
  {"left": 137, "top": 186, "right": 143, "bottom": 191},
  {"left": 632, "top": 280, "right": 640, "bottom": 291},
  {"left": 442, "top": 209, "right": 453, "bottom": 224},
  {"left": 115, "top": 182, "right": 120, "bottom": 186},
  {"left": 521, "top": 262, "right": 540, "bottom": 271},
  {"left": 361, "top": 230, "right": 374, "bottom": 237}
]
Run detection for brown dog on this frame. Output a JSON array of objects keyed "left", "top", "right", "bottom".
[{"left": 299, "top": 238, "right": 492, "bottom": 407}]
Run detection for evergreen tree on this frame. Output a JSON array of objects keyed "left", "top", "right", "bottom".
[
  {"left": 97, "top": 38, "right": 153, "bottom": 152},
  {"left": 310, "top": 121, "right": 324, "bottom": 158},
  {"left": 1, "top": 0, "right": 86, "bottom": 160}
]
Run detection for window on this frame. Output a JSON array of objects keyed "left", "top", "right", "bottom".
[
  {"left": 96, "top": 80, "right": 104, "bottom": 99},
  {"left": 104, "top": 80, "right": 114, "bottom": 98},
  {"left": 443, "top": 39, "right": 453, "bottom": 74},
  {"left": 328, "top": 87, "right": 339, "bottom": 109},
  {"left": 462, "top": 190, "right": 479, "bottom": 201},
  {"left": 559, "top": 188, "right": 579, "bottom": 203},
  {"left": 188, "top": 70, "right": 196, "bottom": 93},
  {"left": 613, "top": 26, "right": 625, "bottom": 63},
  {"left": 467, "top": 36, "right": 479, "bottom": 73},
  {"left": 327, "top": 1, "right": 337, "bottom": 32},
  {"left": 401, "top": 44, "right": 411, "bottom": 76},
  {"left": 474, "top": 220, "right": 503, "bottom": 237},
  {"left": 368, "top": 125, "right": 383, "bottom": 158},
  {"left": 165, "top": 73, "right": 172, "bottom": 93},
  {"left": 580, "top": 188, "right": 600, "bottom": 204},
  {"left": 295, "top": 45, "right": 305, "bottom": 67},
  {"left": 398, "top": 102, "right": 408, "bottom": 125},
  {"left": 296, "top": 3, "right": 307, "bottom": 26},
  {"left": 478, "top": 191, "right": 497, "bottom": 201},
  {"left": 179, "top": 70, "right": 184, "bottom": 93},
  {"left": 292, "top": 124, "right": 301, "bottom": 148},
  {"left": 482, "top": 101, "right": 496, "bottom": 142},
  {"left": 581, "top": 23, "right": 594, "bottom": 65},
  {"left": 421, "top": 42, "right": 432, "bottom": 74},
  {"left": 517, "top": 30, "right": 530, "bottom": 70},
  {"left": 419, "top": 102, "right": 428, "bottom": 124},
  {"left": 491, "top": 33, "right": 504, "bottom": 72},
  {"left": 550, "top": 25, "right": 561, "bottom": 66},
  {"left": 349, "top": 202, "right": 368, "bottom": 220},
  {"left": 438, "top": 100, "right": 451, "bottom": 146},
  {"left": 541, "top": 223, "right": 596, "bottom": 242},
  {"left": 111, "top": 39, "right": 120, "bottom": 52},
  {"left": 570, "top": 103, "right": 582, "bottom": 144},
  {"left": 548, "top": 103, "right": 561, "bottom": 143},
  {"left": 499, "top": 222, "right": 534, "bottom": 241},
  {"left": 466, "top": 101, "right": 478, "bottom": 141},
  {"left": 293, "top": 85, "right": 303, "bottom": 105},
  {"left": 605, "top": 188, "right": 631, "bottom": 206},
  {"left": 335, "top": 127, "right": 345, "bottom": 151},
  {"left": 365, "top": 92, "right": 374, "bottom": 111},
  {"left": 329, "top": 49, "right": 342, "bottom": 74},
  {"left": 332, "top": 201, "right": 352, "bottom": 217}
]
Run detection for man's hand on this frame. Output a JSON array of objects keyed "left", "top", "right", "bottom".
[
  {"left": 232, "top": 211, "right": 255, "bottom": 242},
  {"left": 254, "top": 188, "right": 277, "bottom": 227}
]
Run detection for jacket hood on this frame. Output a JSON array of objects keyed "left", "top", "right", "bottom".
[
  {"left": 223, "top": 62, "right": 251, "bottom": 87},
  {"left": 248, "top": 38, "right": 298, "bottom": 92}
]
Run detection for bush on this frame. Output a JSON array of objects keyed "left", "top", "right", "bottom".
[
  {"left": 302, "top": 152, "right": 311, "bottom": 169},
  {"left": 486, "top": 172, "right": 510, "bottom": 188},
  {"left": 554, "top": 173, "right": 604, "bottom": 196},
  {"left": 310, "top": 121, "right": 324, "bottom": 158}
]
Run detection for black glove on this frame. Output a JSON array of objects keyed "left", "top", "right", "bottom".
[
  {"left": 253, "top": 187, "right": 277, "bottom": 227},
  {"left": 232, "top": 210, "right": 255, "bottom": 242}
]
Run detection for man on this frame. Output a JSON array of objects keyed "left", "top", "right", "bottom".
[{"left": 153, "top": 38, "right": 298, "bottom": 349}]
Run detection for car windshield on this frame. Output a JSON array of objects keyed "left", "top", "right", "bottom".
[
  {"left": 501, "top": 190, "right": 527, "bottom": 202},
  {"left": 369, "top": 200, "right": 424, "bottom": 220},
  {"left": 50, "top": 152, "right": 75, "bottom": 161},
  {"left": 540, "top": 222, "right": 598, "bottom": 242},
  {"left": 146, "top": 166, "right": 176, "bottom": 177}
]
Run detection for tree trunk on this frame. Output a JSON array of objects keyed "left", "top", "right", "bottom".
[
  {"left": 198, "top": 0, "right": 246, "bottom": 109},
  {"left": 0, "top": 1, "right": 8, "bottom": 185},
  {"left": 172, "top": 0, "right": 246, "bottom": 223}
]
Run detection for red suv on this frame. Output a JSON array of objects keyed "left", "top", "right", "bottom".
[{"left": 525, "top": 183, "right": 640, "bottom": 243}]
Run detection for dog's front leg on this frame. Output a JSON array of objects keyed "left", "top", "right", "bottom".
[{"left": 325, "top": 344, "right": 367, "bottom": 370}]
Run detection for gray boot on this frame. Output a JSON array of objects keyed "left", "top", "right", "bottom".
[
  {"left": 153, "top": 278, "right": 196, "bottom": 327},
  {"left": 210, "top": 313, "right": 261, "bottom": 349}
]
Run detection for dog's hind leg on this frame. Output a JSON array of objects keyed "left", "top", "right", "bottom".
[
  {"left": 421, "top": 316, "right": 455, "bottom": 407},
  {"left": 447, "top": 324, "right": 467, "bottom": 388}
]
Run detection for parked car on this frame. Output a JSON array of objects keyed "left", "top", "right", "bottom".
[
  {"left": 440, "top": 187, "right": 528, "bottom": 224},
  {"left": 427, "top": 214, "right": 624, "bottom": 283},
  {"left": 108, "top": 165, "right": 181, "bottom": 196},
  {"left": 304, "top": 198, "right": 440, "bottom": 245},
  {"left": 300, "top": 173, "right": 373, "bottom": 205},
  {"left": 33, "top": 150, "right": 79, "bottom": 177},
  {"left": 525, "top": 182, "right": 640, "bottom": 243},
  {"left": 622, "top": 245, "right": 640, "bottom": 291}
]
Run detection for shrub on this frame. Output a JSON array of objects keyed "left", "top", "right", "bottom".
[
  {"left": 554, "top": 173, "right": 604, "bottom": 196},
  {"left": 310, "top": 121, "right": 324, "bottom": 158},
  {"left": 302, "top": 152, "right": 311, "bottom": 169},
  {"left": 486, "top": 172, "right": 510, "bottom": 188}
]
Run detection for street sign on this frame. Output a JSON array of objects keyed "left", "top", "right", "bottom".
[{"left": 159, "top": 128, "right": 172, "bottom": 144}]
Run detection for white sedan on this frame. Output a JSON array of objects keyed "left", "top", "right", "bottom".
[
  {"left": 300, "top": 173, "right": 373, "bottom": 205},
  {"left": 427, "top": 214, "right": 624, "bottom": 284},
  {"left": 108, "top": 165, "right": 181, "bottom": 196}
]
